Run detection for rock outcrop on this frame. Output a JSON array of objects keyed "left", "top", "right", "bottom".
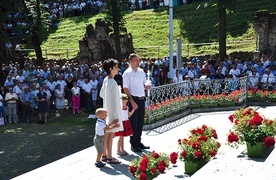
[{"left": 78, "top": 18, "right": 134, "bottom": 63}]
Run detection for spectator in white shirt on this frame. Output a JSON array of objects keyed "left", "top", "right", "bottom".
[
  {"left": 82, "top": 78, "right": 93, "bottom": 112},
  {"left": 261, "top": 68, "right": 275, "bottom": 91},
  {"left": 55, "top": 75, "right": 67, "bottom": 92},
  {"left": 248, "top": 70, "right": 259, "bottom": 90},
  {"left": 229, "top": 64, "right": 242, "bottom": 78}
]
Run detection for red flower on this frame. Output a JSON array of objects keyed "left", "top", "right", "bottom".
[
  {"left": 141, "top": 156, "right": 149, "bottom": 166},
  {"left": 152, "top": 151, "right": 160, "bottom": 159},
  {"left": 210, "top": 150, "right": 217, "bottom": 156},
  {"left": 249, "top": 114, "right": 263, "bottom": 126},
  {"left": 139, "top": 172, "right": 148, "bottom": 180},
  {"left": 139, "top": 163, "right": 147, "bottom": 172},
  {"left": 129, "top": 165, "right": 136, "bottom": 175},
  {"left": 216, "top": 141, "right": 221, "bottom": 148},
  {"left": 158, "top": 165, "right": 166, "bottom": 173},
  {"left": 197, "top": 128, "right": 204, "bottom": 135},
  {"left": 191, "top": 129, "right": 197, "bottom": 134},
  {"left": 228, "top": 115, "right": 234, "bottom": 122},
  {"left": 202, "top": 124, "right": 207, "bottom": 130},
  {"left": 158, "top": 161, "right": 167, "bottom": 167},
  {"left": 170, "top": 152, "right": 178, "bottom": 164},
  {"left": 264, "top": 137, "right": 275, "bottom": 147},
  {"left": 211, "top": 129, "right": 218, "bottom": 139},
  {"left": 192, "top": 142, "right": 201, "bottom": 149},
  {"left": 198, "top": 135, "right": 208, "bottom": 142},
  {"left": 180, "top": 150, "right": 187, "bottom": 158},
  {"left": 194, "top": 151, "right": 202, "bottom": 158},
  {"left": 182, "top": 138, "right": 189, "bottom": 144},
  {"left": 151, "top": 167, "right": 157, "bottom": 174},
  {"left": 228, "top": 132, "right": 239, "bottom": 143},
  {"left": 178, "top": 139, "right": 182, "bottom": 144},
  {"left": 243, "top": 109, "right": 251, "bottom": 116}
]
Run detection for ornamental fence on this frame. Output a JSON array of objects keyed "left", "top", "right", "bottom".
[{"left": 144, "top": 76, "right": 276, "bottom": 125}]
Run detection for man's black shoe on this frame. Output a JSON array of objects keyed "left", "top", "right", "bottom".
[
  {"left": 139, "top": 143, "right": 150, "bottom": 149},
  {"left": 131, "top": 146, "right": 142, "bottom": 152}
]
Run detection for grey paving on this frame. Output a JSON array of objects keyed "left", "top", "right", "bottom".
[{"left": 12, "top": 106, "right": 276, "bottom": 180}]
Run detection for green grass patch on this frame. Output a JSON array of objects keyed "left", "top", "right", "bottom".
[{"left": 17, "top": 0, "right": 276, "bottom": 59}]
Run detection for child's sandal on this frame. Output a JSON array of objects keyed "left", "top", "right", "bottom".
[
  {"left": 95, "top": 161, "right": 106, "bottom": 168},
  {"left": 101, "top": 155, "right": 107, "bottom": 162}
]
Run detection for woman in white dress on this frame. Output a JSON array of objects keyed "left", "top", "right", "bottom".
[
  {"left": 100, "top": 59, "right": 123, "bottom": 164},
  {"left": 55, "top": 84, "right": 65, "bottom": 116}
]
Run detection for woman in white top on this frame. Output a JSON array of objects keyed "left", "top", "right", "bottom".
[
  {"left": 100, "top": 59, "right": 123, "bottom": 164},
  {"left": 89, "top": 76, "right": 99, "bottom": 108},
  {"left": 71, "top": 81, "right": 80, "bottom": 114}
]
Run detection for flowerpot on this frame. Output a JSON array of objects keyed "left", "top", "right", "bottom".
[
  {"left": 266, "top": 98, "right": 276, "bottom": 103},
  {"left": 246, "top": 142, "right": 266, "bottom": 157},
  {"left": 189, "top": 104, "right": 200, "bottom": 109},
  {"left": 184, "top": 160, "right": 207, "bottom": 174},
  {"left": 218, "top": 102, "right": 235, "bottom": 107},
  {"left": 144, "top": 118, "right": 148, "bottom": 125},
  {"left": 135, "top": 173, "right": 158, "bottom": 180}
]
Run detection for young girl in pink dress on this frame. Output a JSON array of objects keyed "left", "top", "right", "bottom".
[{"left": 115, "top": 93, "right": 134, "bottom": 156}]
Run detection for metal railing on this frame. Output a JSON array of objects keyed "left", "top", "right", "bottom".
[
  {"left": 145, "top": 76, "right": 248, "bottom": 124},
  {"left": 16, "top": 40, "right": 254, "bottom": 60},
  {"left": 135, "top": 40, "right": 255, "bottom": 58}
]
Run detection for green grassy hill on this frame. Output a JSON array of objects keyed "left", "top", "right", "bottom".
[{"left": 32, "top": 0, "right": 276, "bottom": 59}]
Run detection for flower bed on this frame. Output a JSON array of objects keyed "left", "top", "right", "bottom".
[
  {"left": 144, "top": 90, "right": 246, "bottom": 125},
  {"left": 248, "top": 89, "right": 276, "bottom": 102}
]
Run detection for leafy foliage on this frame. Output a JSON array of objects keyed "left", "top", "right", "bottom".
[
  {"left": 104, "top": 0, "right": 126, "bottom": 34},
  {"left": 177, "top": 125, "right": 220, "bottom": 163},
  {"left": 129, "top": 151, "right": 169, "bottom": 180},
  {"left": 227, "top": 108, "right": 276, "bottom": 147}
]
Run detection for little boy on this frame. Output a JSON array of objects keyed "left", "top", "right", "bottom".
[{"left": 94, "top": 108, "right": 120, "bottom": 167}]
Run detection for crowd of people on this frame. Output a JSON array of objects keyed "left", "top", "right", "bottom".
[
  {"left": 3, "top": 0, "right": 107, "bottom": 36},
  {"left": 0, "top": 53, "right": 276, "bottom": 124},
  {"left": 3, "top": 0, "right": 154, "bottom": 37},
  {"left": 3, "top": 0, "right": 190, "bottom": 37},
  {"left": 1, "top": 52, "right": 276, "bottom": 166}
]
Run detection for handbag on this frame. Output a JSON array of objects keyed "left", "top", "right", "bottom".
[{"left": 0, "top": 117, "right": 4, "bottom": 125}]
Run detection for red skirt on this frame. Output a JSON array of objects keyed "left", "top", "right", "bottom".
[{"left": 114, "top": 120, "right": 133, "bottom": 137}]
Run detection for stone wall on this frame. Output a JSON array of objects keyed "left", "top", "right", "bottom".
[
  {"left": 253, "top": 10, "right": 276, "bottom": 57},
  {"left": 78, "top": 18, "right": 134, "bottom": 63}
]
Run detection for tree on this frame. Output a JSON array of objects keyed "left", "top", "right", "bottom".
[
  {"left": 105, "top": 0, "right": 126, "bottom": 66},
  {"left": 0, "top": 0, "right": 13, "bottom": 85},
  {"left": 216, "top": 0, "right": 237, "bottom": 63},
  {"left": 21, "top": 0, "right": 45, "bottom": 65}
]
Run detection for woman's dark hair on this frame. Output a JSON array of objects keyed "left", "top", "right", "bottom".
[{"left": 103, "top": 59, "right": 118, "bottom": 74}]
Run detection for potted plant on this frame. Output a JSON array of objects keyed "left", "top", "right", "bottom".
[
  {"left": 176, "top": 124, "right": 221, "bottom": 174},
  {"left": 227, "top": 108, "right": 276, "bottom": 157},
  {"left": 129, "top": 151, "right": 169, "bottom": 180}
]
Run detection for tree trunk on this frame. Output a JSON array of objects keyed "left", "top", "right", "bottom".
[
  {"left": 21, "top": 0, "right": 44, "bottom": 65},
  {"left": 32, "top": 32, "right": 44, "bottom": 65},
  {"left": 218, "top": 6, "right": 227, "bottom": 63},
  {"left": 111, "top": 0, "right": 122, "bottom": 66}
]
